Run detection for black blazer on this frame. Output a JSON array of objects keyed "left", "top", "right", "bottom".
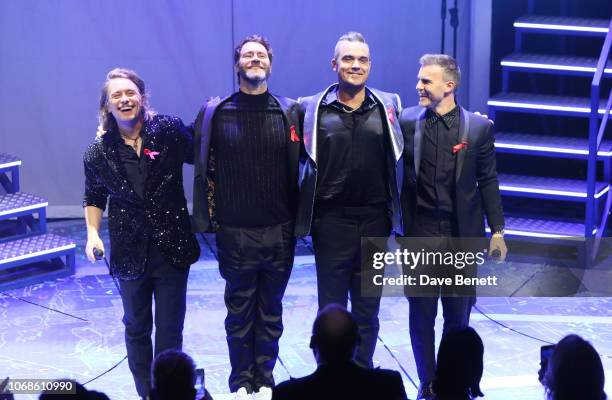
[
  {"left": 83, "top": 114, "right": 200, "bottom": 279},
  {"left": 400, "top": 106, "right": 504, "bottom": 237},
  {"left": 272, "top": 361, "right": 408, "bottom": 400},
  {"left": 295, "top": 84, "right": 404, "bottom": 237},
  {"left": 192, "top": 93, "right": 301, "bottom": 232}
]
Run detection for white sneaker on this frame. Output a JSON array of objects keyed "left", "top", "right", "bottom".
[
  {"left": 254, "top": 386, "right": 272, "bottom": 400},
  {"left": 235, "top": 387, "right": 251, "bottom": 400}
]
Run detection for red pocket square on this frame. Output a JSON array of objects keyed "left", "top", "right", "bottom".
[
  {"left": 452, "top": 141, "right": 468, "bottom": 154},
  {"left": 290, "top": 125, "right": 299, "bottom": 142}
]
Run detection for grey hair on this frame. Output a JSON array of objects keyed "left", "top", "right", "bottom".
[
  {"left": 419, "top": 54, "right": 461, "bottom": 89},
  {"left": 334, "top": 31, "right": 368, "bottom": 60}
]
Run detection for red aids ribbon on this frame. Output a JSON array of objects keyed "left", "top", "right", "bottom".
[
  {"left": 452, "top": 140, "right": 468, "bottom": 154},
  {"left": 143, "top": 148, "right": 160, "bottom": 160},
  {"left": 290, "top": 125, "right": 299, "bottom": 142},
  {"left": 387, "top": 106, "right": 395, "bottom": 124}
]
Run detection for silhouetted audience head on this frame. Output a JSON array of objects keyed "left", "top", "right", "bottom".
[
  {"left": 544, "top": 334, "right": 606, "bottom": 400},
  {"left": 309, "top": 304, "right": 361, "bottom": 365},
  {"left": 39, "top": 380, "right": 109, "bottom": 399},
  {"left": 433, "top": 326, "right": 484, "bottom": 400},
  {"left": 152, "top": 349, "right": 198, "bottom": 400}
]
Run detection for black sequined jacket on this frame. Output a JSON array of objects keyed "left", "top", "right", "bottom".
[{"left": 83, "top": 114, "right": 200, "bottom": 279}]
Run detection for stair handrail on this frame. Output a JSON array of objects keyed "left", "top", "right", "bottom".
[
  {"left": 593, "top": 18, "right": 612, "bottom": 151},
  {"left": 589, "top": 17, "right": 612, "bottom": 251}
]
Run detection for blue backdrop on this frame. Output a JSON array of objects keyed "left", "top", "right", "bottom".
[{"left": 0, "top": 0, "right": 489, "bottom": 217}]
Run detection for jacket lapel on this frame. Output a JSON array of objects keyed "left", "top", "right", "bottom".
[
  {"left": 455, "top": 107, "right": 470, "bottom": 181},
  {"left": 273, "top": 95, "right": 301, "bottom": 190},
  {"left": 413, "top": 109, "right": 426, "bottom": 177},
  {"left": 302, "top": 84, "right": 336, "bottom": 165},
  {"left": 369, "top": 89, "right": 404, "bottom": 163}
]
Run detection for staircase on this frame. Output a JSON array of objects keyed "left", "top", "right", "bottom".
[
  {"left": 488, "top": 7, "right": 612, "bottom": 263},
  {"left": 0, "top": 153, "right": 75, "bottom": 290}
]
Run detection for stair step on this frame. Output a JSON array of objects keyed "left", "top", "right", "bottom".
[
  {"left": 488, "top": 92, "right": 607, "bottom": 116},
  {"left": 501, "top": 53, "right": 612, "bottom": 76},
  {"left": 0, "top": 233, "right": 76, "bottom": 268},
  {"left": 0, "top": 192, "right": 48, "bottom": 219},
  {"left": 495, "top": 132, "right": 612, "bottom": 159},
  {"left": 498, "top": 174, "right": 609, "bottom": 200},
  {"left": 514, "top": 15, "right": 610, "bottom": 36},
  {"left": 0, "top": 153, "right": 21, "bottom": 172},
  {"left": 500, "top": 216, "right": 592, "bottom": 239}
]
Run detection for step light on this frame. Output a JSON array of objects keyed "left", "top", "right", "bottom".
[
  {"left": 0, "top": 243, "right": 76, "bottom": 265},
  {"left": 487, "top": 100, "right": 606, "bottom": 114},
  {"left": 499, "top": 185, "right": 609, "bottom": 198},
  {"left": 514, "top": 21, "right": 608, "bottom": 34},
  {"left": 500, "top": 61, "right": 612, "bottom": 75},
  {"left": 0, "top": 201, "right": 48, "bottom": 217},
  {"left": 494, "top": 142, "right": 612, "bottom": 157}
]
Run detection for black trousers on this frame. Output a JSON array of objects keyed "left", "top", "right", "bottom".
[
  {"left": 311, "top": 205, "right": 390, "bottom": 368},
  {"left": 216, "top": 221, "right": 295, "bottom": 393},
  {"left": 118, "top": 245, "right": 189, "bottom": 397},
  {"left": 406, "top": 210, "right": 474, "bottom": 385}
]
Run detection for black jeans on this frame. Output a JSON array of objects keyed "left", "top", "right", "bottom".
[
  {"left": 216, "top": 220, "right": 295, "bottom": 393},
  {"left": 118, "top": 245, "right": 189, "bottom": 397},
  {"left": 311, "top": 204, "right": 390, "bottom": 368},
  {"left": 406, "top": 210, "right": 474, "bottom": 384}
]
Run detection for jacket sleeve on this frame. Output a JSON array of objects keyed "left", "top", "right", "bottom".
[
  {"left": 82, "top": 148, "right": 108, "bottom": 211},
  {"left": 476, "top": 121, "right": 505, "bottom": 229},
  {"left": 191, "top": 104, "right": 210, "bottom": 232},
  {"left": 176, "top": 117, "right": 195, "bottom": 165}
]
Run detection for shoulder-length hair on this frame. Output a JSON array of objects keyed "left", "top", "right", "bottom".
[{"left": 98, "top": 67, "right": 156, "bottom": 133}]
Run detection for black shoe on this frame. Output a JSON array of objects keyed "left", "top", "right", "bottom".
[{"left": 416, "top": 382, "right": 434, "bottom": 400}]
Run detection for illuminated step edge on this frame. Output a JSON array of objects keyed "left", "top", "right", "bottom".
[
  {"left": 501, "top": 60, "right": 612, "bottom": 74},
  {"left": 485, "top": 227, "right": 596, "bottom": 238},
  {"left": 0, "top": 160, "right": 21, "bottom": 169},
  {"left": 514, "top": 21, "right": 609, "bottom": 33},
  {"left": 494, "top": 141, "right": 612, "bottom": 157},
  {"left": 0, "top": 201, "right": 48, "bottom": 217},
  {"left": 499, "top": 184, "right": 609, "bottom": 199},
  {"left": 488, "top": 100, "right": 606, "bottom": 114},
  {"left": 0, "top": 243, "right": 76, "bottom": 265}
]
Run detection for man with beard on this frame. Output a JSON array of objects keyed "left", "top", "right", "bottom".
[
  {"left": 192, "top": 35, "right": 300, "bottom": 400},
  {"left": 295, "top": 32, "right": 404, "bottom": 368}
]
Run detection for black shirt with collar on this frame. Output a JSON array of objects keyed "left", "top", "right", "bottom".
[
  {"left": 117, "top": 137, "right": 147, "bottom": 200},
  {"left": 315, "top": 88, "right": 389, "bottom": 207},
  {"left": 416, "top": 105, "right": 460, "bottom": 215}
]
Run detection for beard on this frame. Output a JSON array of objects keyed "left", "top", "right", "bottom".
[{"left": 238, "top": 66, "right": 269, "bottom": 85}]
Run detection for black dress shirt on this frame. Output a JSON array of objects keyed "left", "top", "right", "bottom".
[
  {"left": 416, "top": 106, "right": 460, "bottom": 215},
  {"left": 117, "top": 141, "right": 147, "bottom": 200},
  {"left": 315, "top": 89, "right": 389, "bottom": 207}
]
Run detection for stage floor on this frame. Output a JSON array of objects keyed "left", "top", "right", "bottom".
[{"left": 1, "top": 219, "right": 611, "bottom": 399}]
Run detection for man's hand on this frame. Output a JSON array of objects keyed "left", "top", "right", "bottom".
[
  {"left": 489, "top": 234, "right": 507, "bottom": 262},
  {"left": 85, "top": 235, "right": 105, "bottom": 263}
]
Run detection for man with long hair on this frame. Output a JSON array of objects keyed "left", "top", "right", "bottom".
[{"left": 83, "top": 68, "right": 200, "bottom": 398}]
